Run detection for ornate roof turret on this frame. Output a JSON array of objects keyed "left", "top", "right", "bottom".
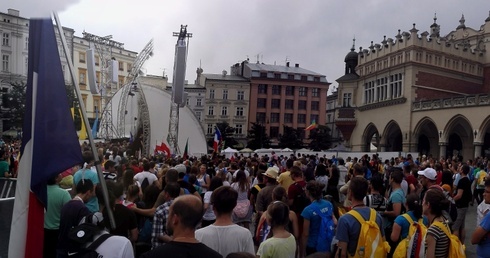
[
  {"left": 410, "top": 23, "right": 419, "bottom": 34},
  {"left": 430, "top": 13, "right": 440, "bottom": 38},
  {"left": 457, "top": 14, "right": 466, "bottom": 29},
  {"left": 338, "top": 38, "right": 359, "bottom": 81},
  {"left": 344, "top": 38, "right": 358, "bottom": 62},
  {"left": 486, "top": 11, "right": 490, "bottom": 22}
]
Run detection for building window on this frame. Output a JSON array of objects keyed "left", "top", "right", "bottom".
[
  {"left": 285, "top": 86, "right": 295, "bottom": 95},
  {"left": 1, "top": 55, "right": 9, "bottom": 72},
  {"left": 271, "top": 99, "right": 281, "bottom": 109},
  {"left": 363, "top": 81, "right": 375, "bottom": 104},
  {"left": 285, "top": 99, "right": 294, "bottom": 109},
  {"left": 311, "top": 101, "right": 319, "bottom": 111},
  {"left": 288, "top": 74, "right": 294, "bottom": 80},
  {"left": 390, "top": 73, "right": 403, "bottom": 98},
  {"left": 257, "top": 112, "right": 266, "bottom": 124},
  {"left": 297, "top": 114, "right": 306, "bottom": 124},
  {"left": 376, "top": 77, "right": 388, "bottom": 101},
  {"left": 2, "top": 33, "right": 9, "bottom": 46},
  {"left": 343, "top": 93, "right": 352, "bottom": 107},
  {"left": 207, "top": 124, "right": 213, "bottom": 134},
  {"left": 327, "top": 114, "right": 331, "bottom": 122},
  {"left": 94, "top": 99, "right": 100, "bottom": 112},
  {"left": 221, "top": 106, "right": 228, "bottom": 116},
  {"left": 301, "top": 75, "right": 307, "bottom": 81},
  {"left": 237, "top": 90, "right": 244, "bottom": 100},
  {"left": 258, "top": 84, "right": 268, "bottom": 94},
  {"left": 299, "top": 87, "right": 307, "bottom": 96},
  {"left": 197, "top": 98, "right": 202, "bottom": 106},
  {"left": 235, "top": 124, "right": 243, "bottom": 135},
  {"left": 312, "top": 88, "right": 319, "bottom": 97},
  {"left": 298, "top": 100, "right": 307, "bottom": 110},
  {"left": 95, "top": 56, "right": 99, "bottom": 66},
  {"left": 208, "top": 106, "right": 214, "bottom": 115},
  {"left": 127, "top": 63, "right": 132, "bottom": 72},
  {"left": 310, "top": 114, "right": 319, "bottom": 123},
  {"left": 270, "top": 127, "right": 279, "bottom": 138},
  {"left": 196, "top": 111, "right": 201, "bottom": 121},
  {"left": 25, "top": 37, "right": 28, "bottom": 49},
  {"left": 271, "top": 113, "right": 280, "bottom": 123},
  {"left": 222, "top": 89, "right": 228, "bottom": 100},
  {"left": 272, "top": 85, "right": 281, "bottom": 95},
  {"left": 79, "top": 52, "right": 86, "bottom": 63},
  {"left": 236, "top": 107, "right": 244, "bottom": 116},
  {"left": 260, "top": 72, "right": 267, "bottom": 78},
  {"left": 118, "top": 61, "right": 124, "bottom": 71},
  {"left": 257, "top": 98, "right": 267, "bottom": 108},
  {"left": 79, "top": 69, "right": 86, "bottom": 85},
  {"left": 274, "top": 73, "right": 281, "bottom": 79},
  {"left": 209, "top": 89, "right": 215, "bottom": 99},
  {"left": 284, "top": 113, "right": 293, "bottom": 123},
  {"left": 186, "top": 98, "right": 190, "bottom": 106}
]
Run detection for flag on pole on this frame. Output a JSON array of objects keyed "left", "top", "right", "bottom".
[
  {"left": 129, "top": 131, "right": 134, "bottom": 144},
  {"left": 213, "top": 126, "right": 222, "bottom": 153},
  {"left": 91, "top": 107, "right": 99, "bottom": 138},
  {"left": 9, "top": 18, "right": 83, "bottom": 258},
  {"left": 155, "top": 141, "right": 171, "bottom": 157},
  {"left": 78, "top": 107, "right": 87, "bottom": 140},
  {"left": 304, "top": 120, "right": 318, "bottom": 131},
  {"left": 183, "top": 138, "right": 189, "bottom": 160}
]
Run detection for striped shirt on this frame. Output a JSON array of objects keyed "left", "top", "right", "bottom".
[{"left": 426, "top": 223, "right": 450, "bottom": 257}]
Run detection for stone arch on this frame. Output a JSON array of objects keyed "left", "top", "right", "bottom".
[
  {"left": 381, "top": 120, "right": 403, "bottom": 152},
  {"left": 443, "top": 115, "right": 474, "bottom": 160},
  {"left": 362, "top": 123, "right": 380, "bottom": 152},
  {"left": 413, "top": 117, "right": 439, "bottom": 158},
  {"left": 478, "top": 115, "right": 490, "bottom": 158}
]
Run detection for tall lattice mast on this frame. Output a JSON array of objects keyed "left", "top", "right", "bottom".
[
  {"left": 168, "top": 25, "right": 192, "bottom": 155},
  {"left": 83, "top": 32, "right": 123, "bottom": 139}
]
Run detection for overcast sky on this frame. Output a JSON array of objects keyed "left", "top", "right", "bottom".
[{"left": 4, "top": 0, "right": 490, "bottom": 91}]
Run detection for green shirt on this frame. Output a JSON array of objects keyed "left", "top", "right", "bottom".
[
  {"left": 0, "top": 160, "right": 9, "bottom": 177},
  {"left": 44, "top": 184, "right": 71, "bottom": 230}
]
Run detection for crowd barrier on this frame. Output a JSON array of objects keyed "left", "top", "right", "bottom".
[{"left": 0, "top": 177, "right": 16, "bottom": 201}]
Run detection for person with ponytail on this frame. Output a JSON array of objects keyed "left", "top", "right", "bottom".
[
  {"left": 301, "top": 181, "right": 337, "bottom": 257},
  {"left": 423, "top": 189, "right": 451, "bottom": 258},
  {"left": 390, "top": 193, "right": 428, "bottom": 242}
]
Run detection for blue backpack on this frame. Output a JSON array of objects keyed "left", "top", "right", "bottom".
[{"left": 311, "top": 203, "right": 335, "bottom": 252}]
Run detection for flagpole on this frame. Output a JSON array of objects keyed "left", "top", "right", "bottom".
[{"left": 53, "top": 13, "right": 116, "bottom": 229}]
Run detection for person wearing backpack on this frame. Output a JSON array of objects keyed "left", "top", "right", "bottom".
[
  {"left": 475, "top": 164, "right": 487, "bottom": 205},
  {"left": 301, "top": 181, "right": 337, "bottom": 257},
  {"left": 471, "top": 177, "right": 490, "bottom": 257},
  {"left": 335, "top": 177, "right": 389, "bottom": 258},
  {"left": 391, "top": 194, "right": 428, "bottom": 258},
  {"left": 383, "top": 169, "right": 406, "bottom": 255},
  {"left": 423, "top": 189, "right": 465, "bottom": 258}
]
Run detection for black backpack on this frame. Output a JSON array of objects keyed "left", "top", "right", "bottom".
[
  {"left": 70, "top": 233, "right": 112, "bottom": 258},
  {"left": 67, "top": 216, "right": 112, "bottom": 258},
  {"left": 141, "top": 177, "right": 150, "bottom": 192},
  {"left": 291, "top": 182, "right": 311, "bottom": 214}
]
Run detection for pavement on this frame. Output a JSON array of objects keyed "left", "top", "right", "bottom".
[{"left": 463, "top": 203, "right": 478, "bottom": 257}]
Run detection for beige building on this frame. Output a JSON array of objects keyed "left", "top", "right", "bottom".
[
  {"left": 197, "top": 69, "right": 250, "bottom": 147},
  {"left": 72, "top": 34, "right": 137, "bottom": 122},
  {"left": 336, "top": 13, "right": 490, "bottom": 160}
]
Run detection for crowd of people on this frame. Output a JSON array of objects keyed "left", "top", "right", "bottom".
[{"left": 3, "top": 138, "right": 490, "bottom": 257}]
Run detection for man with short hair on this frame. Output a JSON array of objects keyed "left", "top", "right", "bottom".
[
  {"left": 152, "top": 182, "right": 181, "bottom": 249},
  {"left": 335, "top": 177, "right": 384, "bottom": 257},
  {"left": 277, "top": 159, "right": 294, "bottom": 193},
  {"left": 417, "top": 167, "right": 442, "bottom": 201},
  {"left": 134, "top": 162, "right": 158, "bottom": 189},
  {"left": 103, "top": 160, "right": 117, "bottom": 181},
  {"left": 340, "top": 163, "right": 365, "bottom": 208},
  {"left": 142, "top": 195, "right": 222, "bottom": 258},
  {"left": 453, "top": 164, "right": 472, "bottom": 242},
  {"left": 195, "top": 186, "right": 254, "bottom": 257},
  {"left": 73, "top": 151, "right": 99, "bottom": 212}
]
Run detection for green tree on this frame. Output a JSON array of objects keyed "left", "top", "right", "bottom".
[
  {"left": 207, "top": 121, "right": 238, "bottom": 150},
  {"left": 1, "top": 81, "right": 27, "bottom": 129},
  {"left": 279, "top": 125, "right": 303, "bottom": 149},
  {"left": 246, "top": 122, "right": 271, "bottom": 149},
  {"left": 308, "top": 125, "right": 332, "bottom": 151}
]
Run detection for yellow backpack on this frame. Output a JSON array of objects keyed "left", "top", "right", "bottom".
[
  {"left": 348, "top": 208, "right": 391, "bottom": 258},
  {"left": 432, "top": 221, "right": 466, "bottom": 258},
  {"left": 393, "top": 214, "right": 427, "bottom": 258}
]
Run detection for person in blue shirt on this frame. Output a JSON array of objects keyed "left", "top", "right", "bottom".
[
  {"left": 73, "top": 151, "right": 100, "bottom": 212},
  {"left": 390, "top": 193, "right": 429, "bottom": 242},
  {"left": 471, "top": 178, "right": 490, "bottom": 257}
]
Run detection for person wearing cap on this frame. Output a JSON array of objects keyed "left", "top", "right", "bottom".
[
  {"left": 417, "top": 167, "right": 442, "bottom": 201},
  {"left": 255, "top": 167, "right": 279, "bottom": 219}
]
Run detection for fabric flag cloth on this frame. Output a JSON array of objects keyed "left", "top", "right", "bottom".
[
  {"left": 155, "top": 141, "right": 171, "bottom": 157},
  {"left": 213, "top": 126, "right": 222, "bottom": 153},
  {"left": 9, "top": 18, "right": 84, "bottom": 258},
  {"left": 78, "top": 107, "right": 87, "bottom": 140},
  {"left": 182, "top": 138, "right": 189, "bottom": 160},
  {"left": 129, "top": 131, "right": 134, "bottom": 144},
  {"left": 92, "top": 107, "right": 99, "bottom": 138},
  {"left": 304, "top": 120, "right": 318, "bottom": 131}
]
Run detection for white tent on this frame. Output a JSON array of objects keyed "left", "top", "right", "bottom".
[
  {"left": 221, "top": 147, "right": 239, "bottom": 159},
  {"left": 282, "top": 148, "right": 293, "bottom": 152}
]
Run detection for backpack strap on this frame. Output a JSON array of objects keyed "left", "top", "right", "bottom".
[
  {"left": 402, "top": 213, "right": 414, "bottom": 225},
  {"left": 87, "top": 233, "right": 112, "bottom": 251},
  {"left": 348, "top": 208, "right": 375, "bottom": 224},
  {"left": 432, "top": 221, "right": 451, "bottom": 237},
  {"left": 254, "top": 184, "right": 262, "bottom": 192}
]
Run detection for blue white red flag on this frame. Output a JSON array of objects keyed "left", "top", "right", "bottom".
[
  {"left": 213, "top": 126, "right": 222, "bottom": 153},
  {"left": 8, "top": 18, "right": 83, "bottom": 258}
]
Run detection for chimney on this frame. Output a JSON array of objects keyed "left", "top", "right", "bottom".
[
  {"left": 295, "top": 63, "right": 299, "bottom": 68},
  {"left": 286, "top": 62, "right": 290, "bottom": 67},
  {"left": 222, "top": 70, "right": 227, "bottom": 77}
]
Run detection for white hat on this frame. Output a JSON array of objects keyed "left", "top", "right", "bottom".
[
  {"left": 263, "top": 167, "right": 279, "bottom": 180},
  {"left": 417, "top": 167, "right": 437, "bottom": 181}
]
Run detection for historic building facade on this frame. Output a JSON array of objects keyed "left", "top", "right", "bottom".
[{"left": 336, "top": 13, "right": 490, "bottom": 159}]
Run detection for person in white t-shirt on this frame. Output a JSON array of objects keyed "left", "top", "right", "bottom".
[
  {"left": 195, "top": 186, "right": 254, "bottom": 257},
  {"left": 133, "top": 162, "right": 158, "bottom": 189}
]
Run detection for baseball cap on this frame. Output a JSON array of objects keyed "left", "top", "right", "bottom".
[{"left": 417, "top": 167, "right": 437, "bottom": 181}]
